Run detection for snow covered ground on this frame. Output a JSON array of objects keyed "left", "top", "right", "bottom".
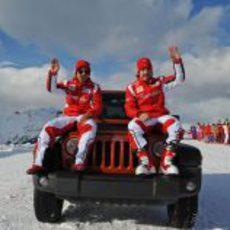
[{"left": 0, "top": 140, "right": 230, "bottom": 230}]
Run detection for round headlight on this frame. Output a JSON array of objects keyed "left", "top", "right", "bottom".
[{"left": 65, "top": 137, "right": 78, "bottom": 155}]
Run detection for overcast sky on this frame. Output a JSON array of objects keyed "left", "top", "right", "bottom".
[{"left": 0, "top": 0, "right": 229, "bottom": 124}]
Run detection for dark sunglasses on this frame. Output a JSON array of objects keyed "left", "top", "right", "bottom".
[{"left": 78, "top": 69, "right": 90, "bottom": 75}]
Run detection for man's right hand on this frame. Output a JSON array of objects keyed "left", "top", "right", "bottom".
[
  {"left": 138, "top": 112, "right": 150, "bottom": 122},
  {"left": 168, "top": 46, "right": 181, "bottom": 63},
  {"left": 49, "top": 58, "right": 60, "bottom": 76}
]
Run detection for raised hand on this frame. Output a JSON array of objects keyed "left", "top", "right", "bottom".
[
  {"left": 168, "top": 46, "right": 181, "bottom": 63},
  {"left": 49, "top": 58, "right": 60, "bottom": 76}
]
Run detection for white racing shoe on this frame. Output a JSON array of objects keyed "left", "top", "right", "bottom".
[
  {"left": 160, "top": 149, "right": 179, "bottom": 175},
  {"left": 135, "top": 164, "right": 149, "bottom": 175},
  {"left": 135, "top": 150, "right": 157, "bottom": 175},
  {"left": 135, "top": 164, "right": 157, "bottom": 175}
]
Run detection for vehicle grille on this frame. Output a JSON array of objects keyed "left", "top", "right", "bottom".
[{"left": 87, "top": 138, "right": 137, "bottom": 174}]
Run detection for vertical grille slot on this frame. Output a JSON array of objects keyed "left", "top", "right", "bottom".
[
  {"left": 101, "top": 141, "right": 106, "bottom": 167},
  {"left": 95, "top": 141, "right": 102, "bottom": 166},
  {"left": 114, "top": 142, "right": 120, "bottom": 167},
  {"left": 105, "top": 141, "right": 111, "bottom": 167},
  {"left": 89, "top": 137, "right": 134, "bottom": 174},
  {"left": 124, "top": 142, "right": 130, "bottom": 167}
]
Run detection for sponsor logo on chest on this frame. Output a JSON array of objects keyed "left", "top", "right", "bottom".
[
  {"left": 150, "top": 90, "right": 161, "bottom": 97},
  {"left": 71, "top": 95, "right": 79, "bottom": 100},
  {"left": 79, "top": 96, "right": 89, "bottom": 103},
  {"left": 68, "top": 84, "right": 77, "bottom": 91},
  {"left": 136, "top": 86, "right": 144, "bottom": 93},
  {"left": 82, "top": 87, "right": 91, "bottom": 94}
]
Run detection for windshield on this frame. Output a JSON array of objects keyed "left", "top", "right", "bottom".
[{"left": 101, "top": 92, "right": 128, "bottom": 119}]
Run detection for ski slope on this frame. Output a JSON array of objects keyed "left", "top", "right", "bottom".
[{"left": 0, "top": 140, "right": 230, "bottom": 230}]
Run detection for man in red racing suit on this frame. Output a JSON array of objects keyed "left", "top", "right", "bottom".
[
  {"left": 125, "top": 47, "right": 185, "bottom": 175},
  {"left": 27, "top": 59, "right": 102, "bottom": 174}
]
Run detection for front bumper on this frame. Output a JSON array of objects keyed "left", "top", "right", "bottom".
[{"left": 33, "top": 168, "right": 201, "bottom": 205}]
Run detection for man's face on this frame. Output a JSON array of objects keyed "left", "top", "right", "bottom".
[
  {"left": 139, "top": 68, "right": 152, "bottom": 82},
  {"left": 75, "top": 68, "right": 90, "bottom": 83}
]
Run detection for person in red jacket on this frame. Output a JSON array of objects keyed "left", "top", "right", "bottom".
[
  {"left": 125, "top": 46, "right": 185, "bottom": 175},
  {"left": 27, "top": 59, "right": 102, "bottom": 174}
]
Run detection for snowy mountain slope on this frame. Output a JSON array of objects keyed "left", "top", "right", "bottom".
[
  {"left": 0, "top": 140, "right": 230, "bottom": 229},
  {"left": 0, "top": 108, "right": 58, "bottom": 144}
]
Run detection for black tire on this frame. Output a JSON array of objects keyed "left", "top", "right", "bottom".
[
  {"left": 167, "top": 195, "right": 198, "bottom": 229},
  {"left": 34, "top": 188, "right": 63, "bottom": 223}
]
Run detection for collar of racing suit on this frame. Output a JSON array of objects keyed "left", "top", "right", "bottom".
[
  {"left": 71, "top": 77, "right": 94, "bottom": 88},
  {"left": 136, "top": 76, "right": 157, "bottom": 85}
]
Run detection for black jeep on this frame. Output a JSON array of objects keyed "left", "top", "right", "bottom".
[{"left": 31, "top": 90, "right": 202, "bottom": 228}]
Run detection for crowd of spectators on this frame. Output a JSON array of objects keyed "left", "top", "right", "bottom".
[{"left": 189, "top": 119, "right": 230, "bottom": 144}]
